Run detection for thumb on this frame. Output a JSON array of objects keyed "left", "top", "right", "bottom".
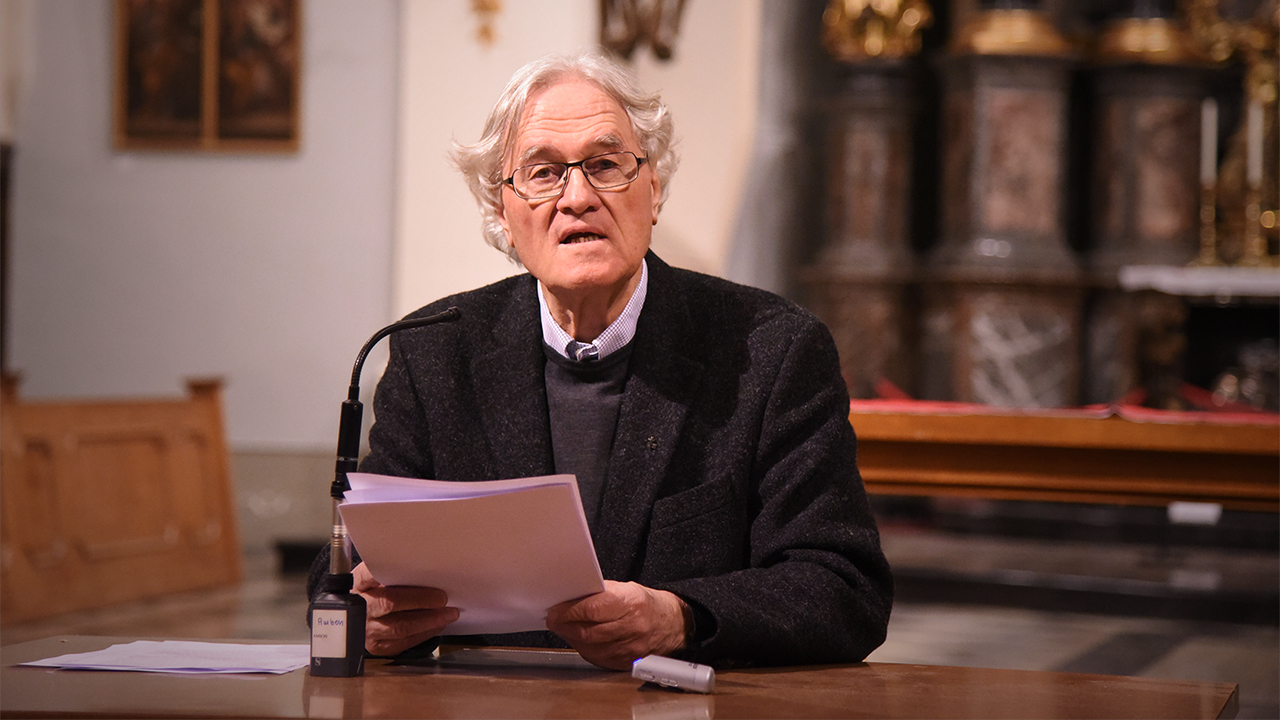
[{"left": 351, "top": 562, "right": 381, "bottom": 593}]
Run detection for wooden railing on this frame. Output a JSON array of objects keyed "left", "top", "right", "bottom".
[{"left": 850, "top": 400, "right": 1280, "bottom": 512}]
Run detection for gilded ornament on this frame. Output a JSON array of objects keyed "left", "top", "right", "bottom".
[
  {"left": 821, "top": 0, "right": 933, "bottom": 61},
  {"left": 949, "top": 7, "right": 1076, "bottom": 58},
  {"left": 1094, "top": 16, "right": 1209, "bottom": 65},
  {"left": 471, "top": 0, "right": 502, "bottom": 46},
  {"left": 1185, "top": 0, "right": 1278, "bottom": 265}
]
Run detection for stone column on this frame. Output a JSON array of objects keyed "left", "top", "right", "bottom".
[
  {"left": 802, "top": 63, "right": 919, "bottom": 398},
  {"left": 1084, "top": 5, "right": 1214, "bottom": 406},
  {"left": 920, "top": 2, "right": 1085, "bottom": 407},
  {"left": 800, "top": 0, "right": 932, "bottom": 398}
]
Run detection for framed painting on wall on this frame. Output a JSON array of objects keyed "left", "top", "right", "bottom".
[{"left": 114, "top": 0, "right": 300, "bottom": 152}]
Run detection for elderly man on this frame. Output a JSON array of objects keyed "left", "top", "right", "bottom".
[{"left": 308, "top": 51, "right": 892, "bottom": 670}]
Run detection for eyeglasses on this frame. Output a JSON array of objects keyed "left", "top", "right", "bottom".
[{"left": 504, "top": 151, "right": 648, "bottom": 200}]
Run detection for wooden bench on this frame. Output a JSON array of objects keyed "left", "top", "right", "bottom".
[
  {"left": 849, "top": 400, "right": 1280, "bottom": 512},
  {"left": 1, "top": 375, "right": 241, "bottom": 624}
]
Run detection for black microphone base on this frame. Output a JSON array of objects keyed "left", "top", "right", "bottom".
[{"left": 308, "top": 574, "right": 367, "bottom": 677}]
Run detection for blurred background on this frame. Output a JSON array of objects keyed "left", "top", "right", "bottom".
[{"left": 1, "top": 0, "right": 1276, "bottom": 716}]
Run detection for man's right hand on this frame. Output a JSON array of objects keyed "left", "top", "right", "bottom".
[{"left": 352, "top": 562, "right": 459, "bottom": 656}]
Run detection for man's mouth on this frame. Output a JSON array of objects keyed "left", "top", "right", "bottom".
[{"left": 561, "top": 232, "right": 604, "bottom": 245}]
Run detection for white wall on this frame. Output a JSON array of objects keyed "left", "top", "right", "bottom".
[
  {"left": 8, "top": 0, "right": 763, "bottom": 455},
  {"left": 631, "top": 3, "right": 762, "bottom": 278},
  {"left": 393, "top": 0, "right": 761, "bottom": 317},
  {"left": 8, "top": 0, "right": 400, "bottom": 451}
]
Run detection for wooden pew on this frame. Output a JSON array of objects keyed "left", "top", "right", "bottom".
[{"left": 1, "top": 375, "right": 241, "bottom": 624}]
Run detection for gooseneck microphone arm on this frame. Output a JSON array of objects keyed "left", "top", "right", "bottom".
[
  {"left": 329, "top": 306, "right": 462, "bottom": 573},
  {"left": 311, "top": 306, "right": 460, "bottom": 678}
]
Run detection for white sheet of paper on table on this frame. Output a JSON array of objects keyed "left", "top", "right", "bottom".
[{"left": 21, "top": 640, "right": 310, "bottom": 674}]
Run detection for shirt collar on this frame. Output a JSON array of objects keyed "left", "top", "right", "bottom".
[{"left": 539, "top": 258, "right": 648, "bottom": 361}]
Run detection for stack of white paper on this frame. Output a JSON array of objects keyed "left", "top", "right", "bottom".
[
  {"left": 339, "top": 472, "right": 605, "bottom": 635},
  {"left": 21, "top": 640, "right": 310, "bottom": 674}
]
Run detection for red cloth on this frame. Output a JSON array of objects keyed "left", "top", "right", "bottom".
[{"left": 851, "top": 382, "right": 1279, "bottom": 427}]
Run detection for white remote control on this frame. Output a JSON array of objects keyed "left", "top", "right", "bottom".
[{"left": 632, "top": 655, "right": 715, "bottom": 694}]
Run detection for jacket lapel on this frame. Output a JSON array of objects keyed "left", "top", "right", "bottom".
[
  {"left": 470, "top": 276, "right": 557, "bottom": 480},
  {"left": 594, "top": 255, "right": 705, "bottom": 580}
]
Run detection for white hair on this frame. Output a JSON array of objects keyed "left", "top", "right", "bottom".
[{"left": 451, "top": 51, "right": 679, "bottom": 263}]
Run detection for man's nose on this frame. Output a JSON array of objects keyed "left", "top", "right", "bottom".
[{"left": 557, "top": 165, "right": 601, "bottom": 209}]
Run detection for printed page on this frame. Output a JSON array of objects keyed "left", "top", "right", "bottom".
[{"left": 338, "top": 473, "right": 605, "bottom": 635}]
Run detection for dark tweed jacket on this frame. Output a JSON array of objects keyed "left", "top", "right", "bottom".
[{"left": 310, "top": 252, "right": 892, "bottom": 668}]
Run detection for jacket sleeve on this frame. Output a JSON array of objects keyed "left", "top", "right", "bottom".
[{"left": 651, "top": 316, "right": 894, "bottom": 668}]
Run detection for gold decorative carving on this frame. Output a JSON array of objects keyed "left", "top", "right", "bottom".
[
  {"left": 949, "top": 7, "right": 1075, "bottom": 58},
  {"left": 1194, "top": 180, "right": 1221, "bottom": 266},
  {"left": 1094, "top": 17, "right": 1209, "bottom": 66},
  {"left": 471, "top": 0, "right": 502, "bottom": 46},
  {"left": 1186, "top": 0, "right": 1278, "bottom": 266},
  {"left": 1185, "top": 0, "right": 1260, "bottom": 63},
  {"left": 821, "top": 0, "right": 933, "bottom": 61}
]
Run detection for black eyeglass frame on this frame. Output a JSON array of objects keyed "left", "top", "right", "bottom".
[{"left": 503, "top": 152, "right": 649, "bottom": 200}]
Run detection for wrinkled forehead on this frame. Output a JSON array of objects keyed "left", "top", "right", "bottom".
[{"left": 505, "top": 78, "right": 638, "bottom": 167}]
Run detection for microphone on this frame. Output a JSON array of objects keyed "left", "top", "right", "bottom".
[{"left": 309, "top": 306, "right": 461, "bottom": 677}]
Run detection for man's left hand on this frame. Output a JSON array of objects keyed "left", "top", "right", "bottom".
[{"left": 545, "top": 580, "right": 689, "bottom": 670}]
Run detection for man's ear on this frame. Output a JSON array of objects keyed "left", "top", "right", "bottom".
[
  {"left": 496, "top": 201, "right": 513, "bottom": 244},
  {"left": 650, "top": 173, "right": 662, "bottom": 225}
]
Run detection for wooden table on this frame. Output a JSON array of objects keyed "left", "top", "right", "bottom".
[{"left": 1, "top": 636, "right": 1239, "bottom": 719}]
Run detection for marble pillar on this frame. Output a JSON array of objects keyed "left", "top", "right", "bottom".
[
  {"left": 921, "top": 4, "right": 1085, "bottom": 407},
  {"left": 802, "top": 63, "right": 918, "bottom": 398},
  {"left": 1089, "top": 7, "right": 1212, "bottom": 275},
  {"left": 1084, "top": 9, "right": 1213, "bottom": 405}
]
